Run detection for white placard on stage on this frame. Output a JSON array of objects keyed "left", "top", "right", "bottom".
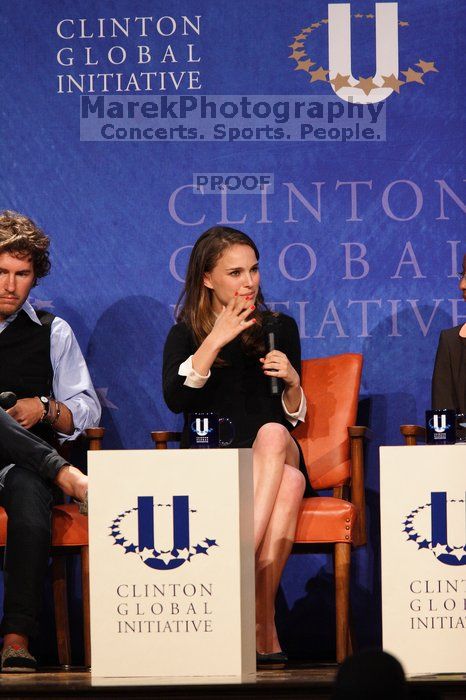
[
  {"left": 88, "top": 449, "right": 255, "bottom": 679},
  {"left": 380, "top": 445, "right": 466, "bottom": 675}
]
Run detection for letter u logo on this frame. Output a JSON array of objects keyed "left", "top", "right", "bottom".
[
  {"left": 432, "top": 414, "right": 447, "bottom": 433},
  {"left": 137, "top": 496, "right": 190, "bottom": 570},
  {"left": 328, "top": 2, "right": 399, "bottom": 104},
  {"left": 431, "top": 492, "right": 466, "bottom": 567},
  {"left": 195, "top": 417, "right": 209, "bottom": 436}
]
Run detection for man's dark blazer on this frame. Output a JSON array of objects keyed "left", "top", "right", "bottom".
[{"left": 432, "top": 324, "right": 466, "bottom": 412}]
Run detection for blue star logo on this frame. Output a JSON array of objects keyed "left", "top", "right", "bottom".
[
  {"left": 402, "top": 498, "right": 466, "bottom": 567},
  {"left": 108, "top": 500, "right": 220, "bottom": 570}
]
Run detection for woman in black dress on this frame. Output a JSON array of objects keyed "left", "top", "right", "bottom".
[
  {"left": 163, "top": 226, "right": 308, "bottom": 666},
  {"left": 432, "top": 253, "right": 466, "bottom": 412}
]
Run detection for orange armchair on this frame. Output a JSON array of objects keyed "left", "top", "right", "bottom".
[
  {"left": 292, "top": 354, "right": 367, "bottom": 662},
  {"left": 152, "top": 353, "right": 367, "bottom": 663},
  {"left": 0, "top": 427, "right": 104, "bottom": 668}
]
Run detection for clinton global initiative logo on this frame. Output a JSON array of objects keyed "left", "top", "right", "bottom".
[
  {"left": 109, "top": 496, "right": 219, "bottom": 570},
  {"left": 192, "top": 417, "right": 212, "bottom": 436},
  {"left": 403, "top": 492, "right": 466, "bottom": 567},
  {"left": 289, "top": 3, "right": 438, "bottom": 104}
]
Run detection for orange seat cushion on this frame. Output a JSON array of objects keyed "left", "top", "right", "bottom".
[
  {"left": 51, "top": 504, "right": 89, "bottom": 546},
  {"left": 0, "top": 504, "right": 88, "bottom": 548},
  {"left": 294, "top": 496, "right": 357, "bottom": 544}
]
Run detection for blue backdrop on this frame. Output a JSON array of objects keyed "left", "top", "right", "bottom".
[{"left": 0, "top": 0, "right": 464, "bottom": 661}]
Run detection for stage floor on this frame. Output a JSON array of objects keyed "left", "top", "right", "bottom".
[{"left": 0, "top": 666, "right": 465, "bottom": 699}]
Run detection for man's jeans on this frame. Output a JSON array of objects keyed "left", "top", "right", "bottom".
[{"left": 0, "top": 408, "right": 68, "bottom": 637}]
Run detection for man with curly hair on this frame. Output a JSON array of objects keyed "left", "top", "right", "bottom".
[{"left": 0, "top": 210, "right": 101, "bottom": 672}]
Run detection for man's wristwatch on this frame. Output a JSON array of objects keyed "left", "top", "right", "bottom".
[{"left": 39, "top": 396, "right": 50, "bottom": 422}]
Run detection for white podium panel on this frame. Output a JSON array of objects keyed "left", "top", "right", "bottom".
[
  {"left": 88, "top": 449, "right": 255, "bottom": 679},
  {"left": 380, "top": 445, "right": 466, "bottom": 675}
]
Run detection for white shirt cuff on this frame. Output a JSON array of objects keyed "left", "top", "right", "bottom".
[
  {"left": 282, "top": 387, "right": 307, "bottom": 426},
  {"left": 179, "top": 356, "right": 211, "bottom": 388}
]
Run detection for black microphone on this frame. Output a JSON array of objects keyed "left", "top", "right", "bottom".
[
  {"left": 0, "top": 392, "right": 17, "bottom": 410},
  {"left": 264, "top": 320, "right": 281, "bottom": 397}
]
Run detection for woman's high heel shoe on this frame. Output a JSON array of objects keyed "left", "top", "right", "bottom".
[{"left": 256, "top": 651, "right": 288, "bottom": 670}]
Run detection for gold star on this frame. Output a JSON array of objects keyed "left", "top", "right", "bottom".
[
  {"left": 289, "top": 50, "right": 306, "bottom": 60},
  {"left": 366, "top": 13, "right": 375, "bottom": 19},
  {"left": 311, "top": 22, "right": 321, "bottom": 28},
  {"left": 309, "top": 67, "right": 329, "bottom": 83},
  {"left": 289, "top": 41, "right": 304, "bottom": 50},
  {"left": 354, "top": 13, "right": 364, "bottom": 18},
  {"left": 357, "top": 76, "right": 377, "bottom": 95},
  {"left": 321, "top": 18, "right": 328, "bottom": 24},
  {"left": 381, "top": 74, "right": 405, "bottom": 93},
  {"left": 302, "top": 26, "right": 314, "bottom": 33},
  {"left": 295, "top": 59, "right": 315, "bottom": 72},
  {"left": 399, "top": 21, "right": 409, "bottom": 27},
  {"left": 401, "top": 68, "right": 425, "bottom": 84},
  {"left": 294, "top": 33, "right": 307, "bottom": 40},
  {"left": 416, "top": 60, "right": 439, "bottom": 73},
  {"left": 330, "top": 73, "right": 351, "bottom": 90}
]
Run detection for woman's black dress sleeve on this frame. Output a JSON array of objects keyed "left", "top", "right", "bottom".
[{"left": 163, "top": 322, "right": 205, "bottom": 414}]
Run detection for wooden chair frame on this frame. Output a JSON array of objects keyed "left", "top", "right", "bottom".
[
  {"left": 400, "top": 424, "right": 426, "bottom": 446},
  {"left": 51, "top": 427, "right": 104, "bottom": 668}
]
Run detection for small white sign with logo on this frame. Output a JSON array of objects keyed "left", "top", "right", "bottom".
[
  {"left": 380, "top": 445, "right": 466, "bottom": 675},
  {"left": 88, "top": 449, "right": 255, "bottom": 679}
]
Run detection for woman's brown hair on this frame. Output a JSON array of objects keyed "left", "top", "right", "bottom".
[{"left": 176, "top": 226, "right": 271, "bottom": 357}]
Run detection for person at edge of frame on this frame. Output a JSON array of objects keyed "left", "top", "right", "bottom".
[
  {"left": 432, "top": 252, "right": 466, "bottom": 413},
  {"left": 0, "top": 210, "right": 101, "bottom": 672}
]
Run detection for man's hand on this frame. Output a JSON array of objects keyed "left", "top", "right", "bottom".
[{"left": 6, "top": 397, "right": 44, "bottom": 429}]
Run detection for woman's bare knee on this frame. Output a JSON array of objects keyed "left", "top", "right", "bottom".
[
  {"left": 254, "top": 423, "right": 289, "bottom": 454},
  {"left": 281, "top": 465, "right": 306, "bottom": 501}
]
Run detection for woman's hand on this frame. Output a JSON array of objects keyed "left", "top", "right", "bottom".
[
  {"left": 261, "top": 350, "right": 302, "bottom": 413},
  {"left": 260, "top": 350, "right": 300, "bottom": 388},
  {"left": 191, "top": 293, "right": 256, "bottom": 376},
  {"left": 208, "top": 293, "right": 256, "bottom": 350}
]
